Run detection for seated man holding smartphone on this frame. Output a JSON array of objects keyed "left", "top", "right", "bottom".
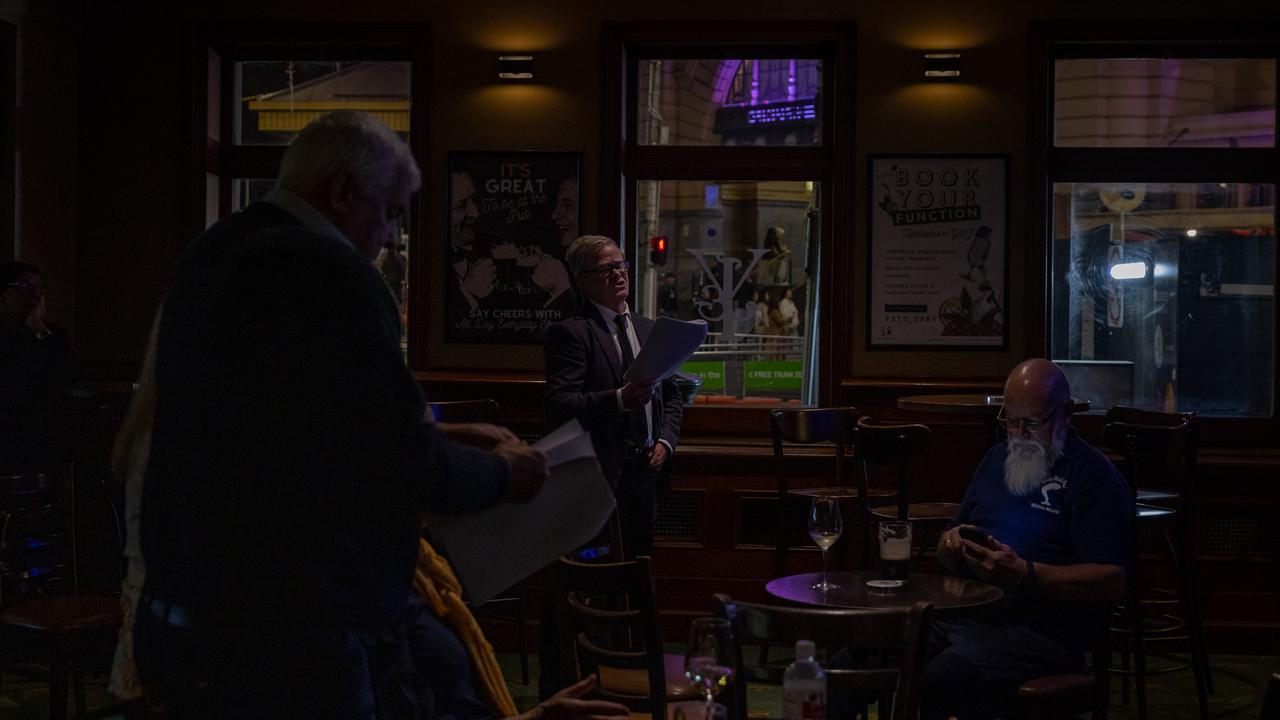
[{"left": 927, "top": 359, "right": 1132, "bottom": 720}]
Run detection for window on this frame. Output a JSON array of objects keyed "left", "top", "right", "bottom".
[
  {"left": 636, "top": 58, "right": 822, "bottom": 146},
  {"left": 1043, "top": 37, "right": 1278, "bottom": 417},
  {"left": 635, "top": 179, "right": 819, "bottom": 403},
  {"left": 195, "top": 30, "right": 426, "bottom": 362},
  {"left": 612, "top": 27, "right": 850, "bottom": 406}
]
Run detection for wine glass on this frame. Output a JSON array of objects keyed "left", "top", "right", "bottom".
[
  {"left": 808, "top": 496, "right": 843, "bottom": 591},
  {"left": 684, "top": 617, "right": 735, "bottom": 720}
]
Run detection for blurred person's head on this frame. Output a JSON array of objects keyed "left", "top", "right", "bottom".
[
  {"left": 276, "top": 110, "right": 420, "bottom": 261},
  {"left": 1, "top": 261, "right": 44, "bottom": 330},
  {"left": 765, "top": 226, "right": 787, "bottom": 253},
  {"left": 567, "top": 235, "right": 628, "bottom": 313},
  {"left": 449, "top": 171, "right": 480, "bottom": 252},
  {"left": 1002, "top": 358, "right": 1071, "bottom": 496},
  {"left": 551, "top": 177, "right": 578, "bottom": 247}
]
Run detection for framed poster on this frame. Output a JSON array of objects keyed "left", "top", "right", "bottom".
[
  {"left": 867, "top": 154, "right": 1008, "bottom": 349},
  {"left": 445, "top": 151, "right": 582, "bottom": 342}
]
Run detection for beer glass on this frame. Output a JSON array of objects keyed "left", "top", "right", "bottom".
[{"left": 878, "top": 520, "right": 912, "bottom": 581}]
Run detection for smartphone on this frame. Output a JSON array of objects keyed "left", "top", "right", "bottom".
[{"left": 958, "top": 526, "right": 989, "bottom": 544}]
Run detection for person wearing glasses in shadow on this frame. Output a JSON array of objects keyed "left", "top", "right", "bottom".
[
  {"left": 0, "top": 260, "right": 75, "bottom": 469},
  {"left": 540, "top": 235, "right": 685, "bottom": 698},
  {"left": 544, "top": 235, "right": 684, "bottom": 561},
  {"left": 925, "top": 358, "right": 1131, "bottom": 719}
]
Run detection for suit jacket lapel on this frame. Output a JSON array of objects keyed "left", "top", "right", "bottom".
[{"left": 586, "top": 306, "right": 624, "bottom": 384}]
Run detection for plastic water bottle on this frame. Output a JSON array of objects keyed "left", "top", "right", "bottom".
[{"left": 782, "top": 639, "right": 826, "bottom": 720}]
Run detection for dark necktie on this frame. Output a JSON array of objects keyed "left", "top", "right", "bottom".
[
  {"left": 614, "top": 315, "right": 636, "bottom": 369},
  {"left": 614, "top": 314, "right": 650, "bottom": 448}
]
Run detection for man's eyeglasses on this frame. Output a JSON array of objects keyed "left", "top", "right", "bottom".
[
  {"left": 996, "top": 403, "right": 1065, "bottom": 432},
  {"left": 579, "top": 260, "right": 631, "bottom": 277},
  {"left": 5, "top": 280, "right": 44, "bottom": 294}
]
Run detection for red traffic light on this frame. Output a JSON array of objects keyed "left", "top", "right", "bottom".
[{"left": 649, "top": 235, "right": 669, "bottom": 266}]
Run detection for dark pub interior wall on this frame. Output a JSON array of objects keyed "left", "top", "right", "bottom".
[{"left": 16, "top": 0, "right": 1275, "bottom": 379}]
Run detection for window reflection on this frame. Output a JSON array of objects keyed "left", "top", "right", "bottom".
[
  {"left": 635, "top": 180, "right": 820, "bottom": 404},
  {"left": 637, "top": 59, "right": 822, "bottom": 146},
  {"left": 1050, "top": 182, "right": 1275, "bottom": 416},
  {"left": 1054, "top": 58, "right": 1276, "bottom": 148},
  {"left": 236, "top": 61, "right": 411, "bottom": 146}
]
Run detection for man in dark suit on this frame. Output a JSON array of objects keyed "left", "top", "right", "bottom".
[
  {"left": 136, "top": 111, "right": 548, "bottom": 718},
  {"left": 544, "top": 235, "right": 684, "bottom": 560}
]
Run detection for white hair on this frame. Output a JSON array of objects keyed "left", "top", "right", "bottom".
[
  {"left": 565, "top": 235, "right": 622, "bottom": 277},
  {"left": 1003, "top": 425, "right": 1067, "bottom": 496},
  {"left": 276, "top": 110, "right": 421, "bottom": 199}
]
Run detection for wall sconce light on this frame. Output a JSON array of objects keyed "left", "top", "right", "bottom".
[
  {"left": 924, "top": 52, "right": 961, "bottom": 80},
  {"left": 498, "top": 55, "right": 534, "bottom": 81}
]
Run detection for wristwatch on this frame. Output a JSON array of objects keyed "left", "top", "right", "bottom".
[{"left": 1017, "top": 559, "right": 1039, "bottom": 590}]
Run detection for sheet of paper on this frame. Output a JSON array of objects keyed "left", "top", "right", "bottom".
[
  {"left": 623, "top": 317, "right": 708, "bottom": 384},
  {"left": 425, "top": 420, "right": 615, "bottom": 605},
  {"left": 534, "top": 418, "right": 597, "bottom": 467}
]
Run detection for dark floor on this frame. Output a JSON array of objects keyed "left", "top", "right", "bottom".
[{"left": 1, "top": 651, "right": 1273, "bottom": 718}]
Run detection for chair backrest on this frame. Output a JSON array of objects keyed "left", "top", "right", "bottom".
[
  {"left": 713, "top": 594, "right": 932, "bottom": 720},
  {"left": 0, "top": 463, "right": 77, "bottom": 605},
  {"left": 1105, "top": 405, "right": 1198, "bottom": 430},
  {"left": 554, "top": 555, "right": 666, "bottom": 718},
  {"left": 1260, "top": 672, "right": 1280, "bottom": 720},
  {"left": 1102, "top": 416, "right": 1197, "bottom": 502},
  {"left": 769, "top": 407, "right": 859, "bottom": 575},
  {"left": 770, "top": 407, "right": 861, "bottom": 482},
  {"left": 428, "top": 399, "right": 500, "bottom": 423},
  {"left": 854, "top": 417, "right": 932, "bottom": 520}
]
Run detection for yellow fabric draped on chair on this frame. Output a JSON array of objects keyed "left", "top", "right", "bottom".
[{"left": 412, "top": 537, "right": 519, "bottom": 718}]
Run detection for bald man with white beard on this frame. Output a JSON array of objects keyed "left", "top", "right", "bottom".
[{"left": 924, "top": 359, "right": 1131, "bottom": 720}]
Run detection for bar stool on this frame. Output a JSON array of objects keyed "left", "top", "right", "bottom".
[
  {"left": 1103, "top": 412, "right": 1211, "bottom": 720},
  {"left": 770, "top": 407, "right": 894, "bottom": 576},
  {"left": 856, "top": 418, "right": 958, "bottom": 562},
  {"left": 1, "top": 464, "right": 123, "bottom": 720}
]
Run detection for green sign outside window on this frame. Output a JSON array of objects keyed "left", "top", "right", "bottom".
[
  {"left": 679, "top": 361, "right": 726, "bottom": 392},
  {"left": 744, "top": 360, "right": 803, "bottom": 391}
]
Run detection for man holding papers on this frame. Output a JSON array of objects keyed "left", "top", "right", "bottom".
[{"left": 544, "top": 235, "right": 685, "bottom": 560}]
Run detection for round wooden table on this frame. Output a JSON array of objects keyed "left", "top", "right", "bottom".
[
  {"left": 766, "top": 571, "right": 1003, "bottom": 619},
  {"left": 897, "top": 394, "right": 1090, "bottom": 446},
  {"left": 64, "top": 381, "right": 137, "bottom": 402},
  {"left": 896, "top": 394, "right": 1090, "bottom": 415}
]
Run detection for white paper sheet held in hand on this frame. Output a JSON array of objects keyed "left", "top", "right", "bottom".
[
  {"left": 424, "top": 419, "right": 615, "bottom": 605},
  {"left": 622, "top": 317, "right": 708, "bottom": 384}
]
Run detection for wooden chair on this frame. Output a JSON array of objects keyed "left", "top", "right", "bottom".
[
  {"left": 1260, "top": 672, "right": 1280, "bottom": 720},
  {"left": 1103, "top": 415, "right": 1210, "bottom": 720},
  {"left": 554, "top": 555, "right": 698, "bottom": 719},
  {"left": 770, "top": 407, "right": 893, "bottom": 576},
  {"left": 1, "top": 464, "right": 123, "bottom": 720},
  {"left": 713, "top": 593, "right": 932, "bottom": 720},
  {"left": 856, "top": 418, "right": 957, "bottom": 561},
  {"left": 1015, "top": 625, "right": 1112, "bottom": 719},
  {"left": 425, "top": 399, "right": 532, "bottom": 684}
]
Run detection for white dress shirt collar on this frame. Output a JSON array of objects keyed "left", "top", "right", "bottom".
[{"left": 590, "top": 300, "right": 630, "bottom": 329}]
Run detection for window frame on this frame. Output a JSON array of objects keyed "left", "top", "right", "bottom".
[
  {"left": 602, "top": 22, "right": 855, "bottom": 418},
  {"left": 1030, "top": 22, "right": 1280, "bottom": 444},
  {"left": 189, "top": 23, "right": 431, "bottom": 364}
]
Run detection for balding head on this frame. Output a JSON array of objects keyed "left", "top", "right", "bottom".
[
  {"left": 1002, "top": 359, "right": 1071, "bottom": 494},
  {"left": 1004, "top": 358, "right": 1069, "bottom": 417}
]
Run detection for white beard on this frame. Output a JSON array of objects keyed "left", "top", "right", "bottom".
[{"left": 1004, "top": 429, "right": 1066, "bottom": 496}]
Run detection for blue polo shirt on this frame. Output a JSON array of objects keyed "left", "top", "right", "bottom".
[{"left": 948, "top": 429, "right": 1132, "bottom": 645}]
